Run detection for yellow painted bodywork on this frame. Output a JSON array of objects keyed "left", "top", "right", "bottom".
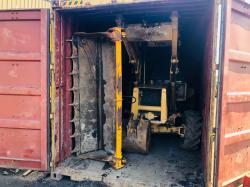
[
  {"left": 131, "top": 88, "right": 139, "bottom": 120},
  {"left": 114, "top": 27, "right": 125, "bottom": 169},
  {"left": 131, "top": 87, "right": 168, "bottom": 123},
  {"left": 0, "top": 0, "right": 50, "bottom": 9},
  {"left": 151, "top": 125, "right": 185, "bottom": 137},
  {"left": 160, "top": 89, "right": 168, "bottom": 122},
  {"left": 49, "top": 12, "right": 56, "bottom": 170},
  {"left": 131, "top": 87, "right": 185, "bottom": 136}
]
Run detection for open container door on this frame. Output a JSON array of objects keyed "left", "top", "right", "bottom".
[
  {"left": 0, "top": 9, "right": 49, "bottom": 170},
  {"left": 217, "top": 0, "right": 250, "bottom": 186}
]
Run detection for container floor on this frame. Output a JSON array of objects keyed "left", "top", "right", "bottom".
[{"left": 53, "top": 135, "right": 204, "bottom": 187}]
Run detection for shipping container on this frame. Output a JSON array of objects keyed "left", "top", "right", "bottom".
[
  {"left": 0, "top": 0, "right": 50, "bottom": 10},
  {"left": 0, "top": 0, "right": 51, "bottom": 171},
  {"left": 0, "top": 0, "right": 249, "bottom": 187}
]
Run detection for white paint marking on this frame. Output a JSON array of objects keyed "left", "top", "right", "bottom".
[
  {"left": 229, "top": 49, "right": 250, "bottom": 56},
  {"left": 227, "top": 92, "right": 250, "bottom": 96},
  {"left": 222, "top": 172, "right": 250, "bottom": 186},
  {"left": 215, "top": 4, "right": 222, "bottom": 65},
  {"left": 225, "top": 129, "right": 250, "bottom": 138}
]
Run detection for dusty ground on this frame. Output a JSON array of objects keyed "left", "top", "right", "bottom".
[
  {"left": 0, "top": 135, "right": 204, "bottom": 187},
  {"left": 53, "top": 135, "right": 204, "bottom": 187},
  {"left": 0, "top": 168, "right": 107, "bottom": 187}
]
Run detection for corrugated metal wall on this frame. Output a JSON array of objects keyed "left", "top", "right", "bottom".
[
  {"left": 0, "top": 0, "right": 50, "bottom": 10},
  {"left": 0, "top": 9, "right": 49, "bottom": 170},
  {"left": 218, "top": 0, "right": 250, "bottom": 186},
  {"left": 59, "top": 0, "right": 159, "bottom": 7}
]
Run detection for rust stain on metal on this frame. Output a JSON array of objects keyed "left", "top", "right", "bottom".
[
  {"left": 117, "top": 108, "right": 122, "bottom": 127},
  {"left": 62, "top": 16, "right": 73, "bottom": 159},
  {"left": 123, "top": 119, "right": 150, "bottom": 154},
  {"left": 217, "top": 0, "right": 250, "bottom": 186},
  {"left": 0, "top": 10, "right": 49, "bottom": 170},
  {"left": 102, "top": 41, "right": 116, "bottom": 152}
]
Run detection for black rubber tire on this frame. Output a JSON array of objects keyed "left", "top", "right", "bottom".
[{"left": 181, "top": 110, "right": 202, "bottom": 150}]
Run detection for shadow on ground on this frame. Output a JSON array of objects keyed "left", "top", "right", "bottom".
[{"left": 0, "top": 135, "right": 203, "bottom": 187}]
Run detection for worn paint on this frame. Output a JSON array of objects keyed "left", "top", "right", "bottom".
[
  {"left": 63, "top": 16, "right": 72, "bottom": 159},
  {"left": 114, "top": 27, "right": 124, "bottom": 169},
  {"left": 201, "top": 2, "right": 216, "bottom": 187},
  {"left": 0, "top": 10, "right": 49, "bottom": 170},
  {"left": 217, "top": 0, "right": 250, "bottom": 186},
  {"left": 49, "top": 10, "right": 56, "bottom": 170},
  {"left": 53, "top": 13, "right": 73, "bottom": 165},
  {"left": 70, "top": 34, "right": 118, "bottom": 155},
  {"left": 102, "top": 42, "right": 116, "bottom": 153},
  {"left": 76, "top": 37, "right": 99, "bottom": 154},
  {"left": 53, "top": 10, "right": 62, "bottom": 166},
  {"left": 70, "top": 35, "right": 81, "bottom": 155},
  {"left": 0, "top": 1, "right": 246, "bottom": 185}
]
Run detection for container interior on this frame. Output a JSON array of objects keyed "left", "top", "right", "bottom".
[{"left": 55, "top": 1, "right": 214, "bottom": 185}]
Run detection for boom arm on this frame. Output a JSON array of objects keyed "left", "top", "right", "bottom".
[
  {"left": 169, "top": 11, "right": 179, "bottom": 112},
  {"left": 122, "top": 38, "right": 141, "bottom": 84},
  {"left": 122, "top": 11, "right": 179, "bottom": 110}
]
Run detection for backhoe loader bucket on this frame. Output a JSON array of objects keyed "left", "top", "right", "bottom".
[{"left": 123, "top": 118, "right": 151, "bottom": 154}]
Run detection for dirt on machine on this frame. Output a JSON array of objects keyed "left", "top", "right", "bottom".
[
  {"left": 69, "top": 11, "right": 202, "bottom": 166},
  {"left": 121, "top": 11, "right": 202, "bottom": 154}
]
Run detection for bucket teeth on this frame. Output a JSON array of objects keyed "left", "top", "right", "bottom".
[
  {"left": 71, "top": 148, "right": 80, "bottom": 154},
  {"left": 66, "top": 56, "right": 78, "bottom": 59},
  {"left": 69, "top": 87, "right": 80, "bottom": 91},
  {"left": 70, "top": 36, "right": 81, "bottom": 156},
  {"left": 69, "top": 71, "right": 79, "bottom": 75},
  {"left": 69, "top": 102, "right": 79, "bottom": 106},
  {"left": 70, "top": 133, "right": 80, "bottom": 138},
  {"left": 69, "top": 118, "right": 79, "bottom": 123}
]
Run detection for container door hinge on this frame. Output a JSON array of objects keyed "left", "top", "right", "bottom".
[
  {"left": 210, "top": 128, "right": 216, "bottom": 139},
  {"left": 50, "top": 64, "right": 54, "bottom": 71},
  {"left": 49, "top": 161, "right": 53, "bottom": 168},
  {"left": 215, "top": 83, "right": 219, "bottom": 98},
  {"left": 50, "top": 113, "right": 54, "bottom": 120}
]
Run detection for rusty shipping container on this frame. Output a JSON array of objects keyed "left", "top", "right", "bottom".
[{"left": 0, "top": 0, "right": 250, "bottom": 187}]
